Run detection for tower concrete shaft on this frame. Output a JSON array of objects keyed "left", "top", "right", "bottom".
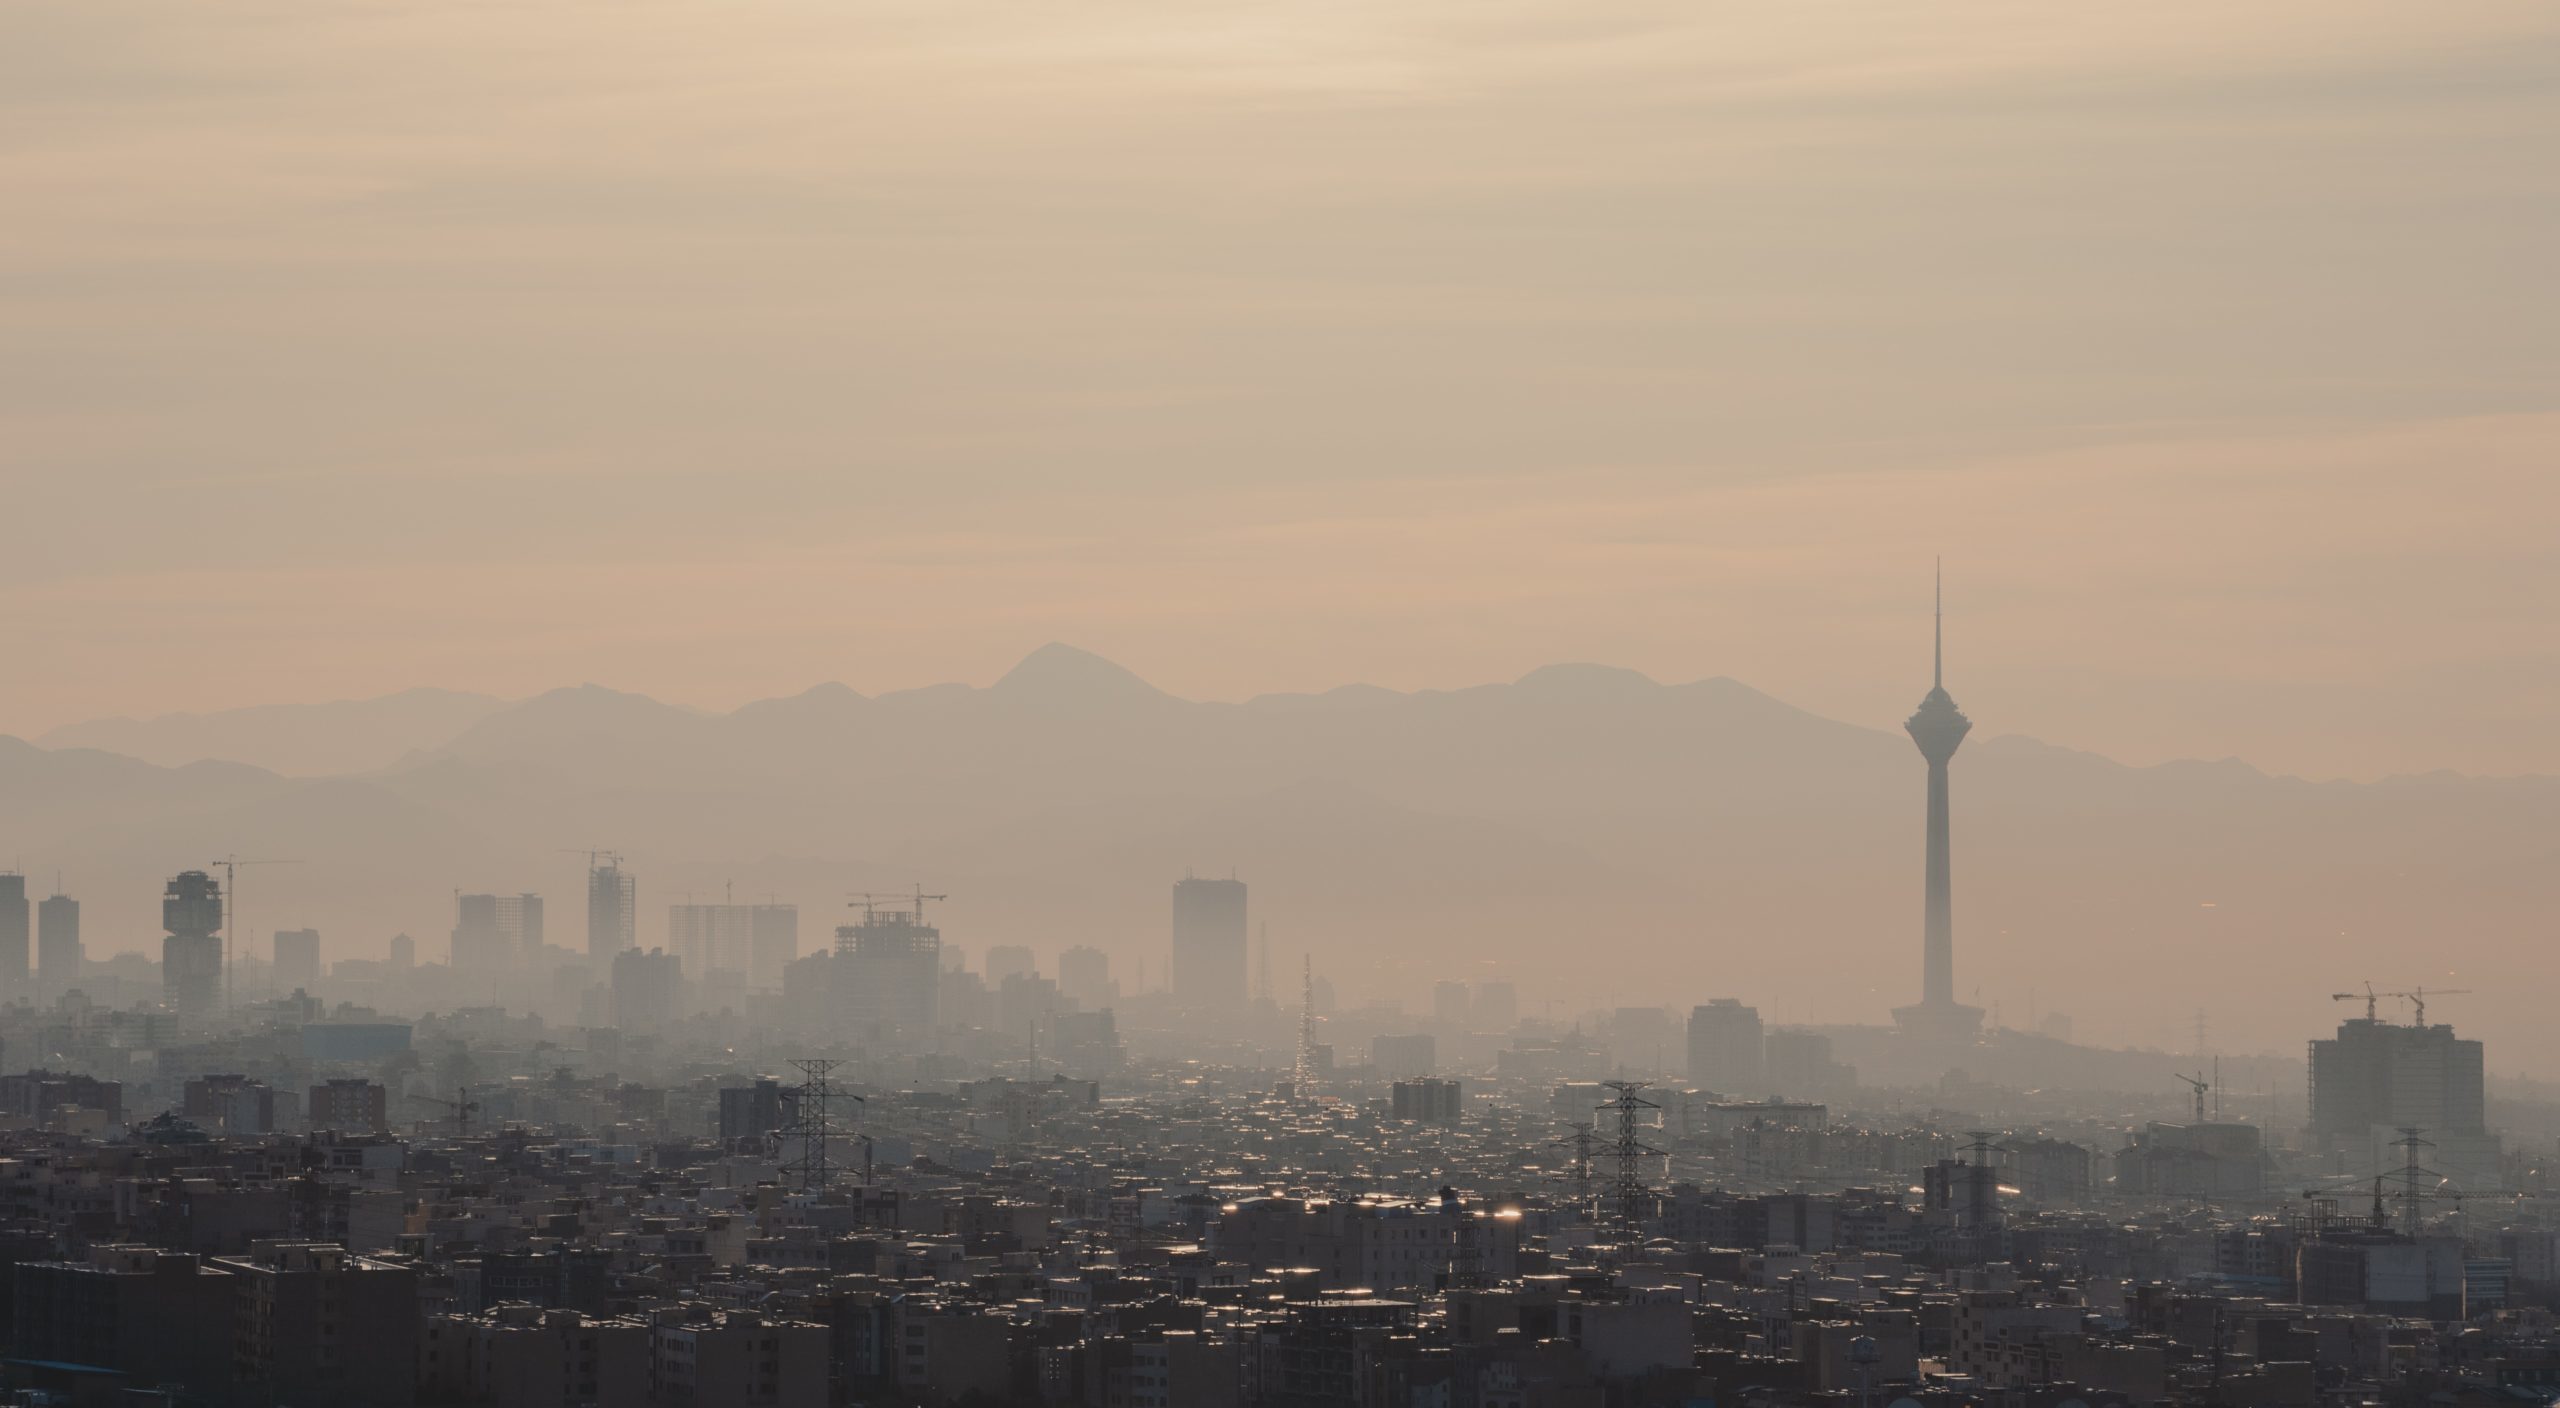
[{"left": 1921, "top": 751, "right": 1957, "bottom": 1005}]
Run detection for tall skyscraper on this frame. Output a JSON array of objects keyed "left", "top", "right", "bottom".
[
  {"left": 1057, "top": 945, "right": 1112, "bottom": 1009},
  {"left": 454, "top": 892, "right": 544, "bottom": 970},
  {"left": 835, "top": 896, "right": 941, "bottom": 1043},
  {"left": 586, "top": 856, "right": 635, "bottom": 960},
  {"left": 163, "top": 870, "right": 225, "bottom": 1021},
  {"left": 1170, "top": 875, "right": 1248, "bottom": 1012},
  {"left": 0, "top": 872, "right": 26, "bottom": 1000},
  {"left": 1893, "top": 568, "right": 1984, "bottom": 1041},
  {"left": 748, "top": 903, "right": 798, "bottom": 991},
  {"left": 2309, "top": 1005, "right": 2499, "bottom": 1185},
  {"left": 610, "top": 947, "right": 683, "bottom": 1036},
  {"left": 272, "top": 929, "right": 321, "bottom": 993},
  {"left": 37, "top": 890, "right": 79, "bottom": 1003},
  {"left": 669, "top": 903, "right": 755, "bottom": 978},
  {"left": 1688, "top": 999, "right": 1767, "bottom": 1092}
]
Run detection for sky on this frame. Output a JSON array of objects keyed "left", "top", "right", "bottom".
[{"left": 3, "top": 0, "right": 2557, "bottom": 780}]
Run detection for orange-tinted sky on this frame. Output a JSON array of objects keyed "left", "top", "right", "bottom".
[{"left": 4, "top": 0, "right": 2556, "bottom": 779}]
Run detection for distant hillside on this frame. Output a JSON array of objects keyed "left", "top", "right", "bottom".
[
  {"left": 8, "top": 646, "right": 2555, "bottom": 1071},
  {"left": 37, "top": 687, "right": 509, "bottom": 776}
]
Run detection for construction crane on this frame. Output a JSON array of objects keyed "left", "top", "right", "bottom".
[
  {"left": 209, "top": 856, "right": 301, "bottom": 1015},
  {"left": 2403, "top": 987, "right": 2470, "bottom": 1027},
  {"left": 420, "top": 1086, "right": 481, "bottom": 1137},
  {"left": 848, "top": 887, "right": 948, "bottom": 925},
  {"left": 2176, "top": 1072, "right": 2210, "bottom": 1125},
  {"left": 2331, "top": 985, "right": 2471, "bottom": 1027}
]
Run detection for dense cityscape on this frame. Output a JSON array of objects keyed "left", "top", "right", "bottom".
[{"left": 0, "top": 625, "right": 2552, "bottom": 1408}]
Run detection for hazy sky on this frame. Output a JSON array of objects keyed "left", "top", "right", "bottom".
[{"left": 4, "top": 1, "right": 2556, "bottom": 779}]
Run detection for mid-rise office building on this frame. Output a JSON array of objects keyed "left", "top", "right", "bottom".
[
  {"left": 718, "top": 1078, "right": 789, "bottom": 1144},
  {"left": 1392, "top": 1077, "right": 1464, "bottom": 1123},
  {"left": 309, "top": 1078, "right": 389, "bottom": 1132},
  {"left": 1170, "top": 875, "right": 1247, "bottom": 1011}
]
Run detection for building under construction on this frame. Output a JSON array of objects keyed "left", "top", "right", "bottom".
[
  {"left": 835, "top": 893, "right": 942, "bottom": 1045},
  {"left": 2308, "top": 1000, "right": 2498, "bottom": 1187}
]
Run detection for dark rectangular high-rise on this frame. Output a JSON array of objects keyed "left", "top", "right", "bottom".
[
  {"left": 1170, "top": 875, "right": 1247, "bottom": 1012},
  {"left": 37, "top": 891, "right": 79, "bottom": 1002},
  {"left": 0, "top": 872, "right": 27, "bottom": 1000}
]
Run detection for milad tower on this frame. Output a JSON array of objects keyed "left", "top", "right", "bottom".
[{"left": 1892, "top": 566, "right": 1984, "bottom": 1042}]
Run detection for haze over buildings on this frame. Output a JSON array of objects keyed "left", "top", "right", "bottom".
[{"left": 0, "top": 4, "right": 2555, "bottom": 1402}]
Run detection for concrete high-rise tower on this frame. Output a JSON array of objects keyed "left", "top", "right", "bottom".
[
  {"left": 163, "top": 870, "right": 226, "bottom": 1022},
  {"left": 1171, "top": 875, "right": 1248, "bottom": 1012},
  {"left": 1894, "top": 566, "right": 1983, "bottom": 1041},
  {"left": 0, "top": 872, "right": 26, "bottom": 1001},
  {"left": 37, "top": 890, "right": 79, "bottom": 1004},
  {"left": 586, "top": 855, "right": 635, "bottom": 960}
]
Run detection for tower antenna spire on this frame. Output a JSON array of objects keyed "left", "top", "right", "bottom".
[{"left": 1933, "top": 557, "right": 1943, "bottom": 690}]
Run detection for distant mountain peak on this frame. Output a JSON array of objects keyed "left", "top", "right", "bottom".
[
  {"left": 990, "top": 644, "right": 1168, "bottom": 702},
  {"left": 1511, "top": 662, "right": 1660, "bottom": 693}
]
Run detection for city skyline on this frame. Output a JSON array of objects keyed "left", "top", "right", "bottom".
[
  {"left": 7, "top": 4, "right": 2558, "bottom": 1400},
  {"left": 2, "top": 635, "right": 2550, "bottom": 1070}
]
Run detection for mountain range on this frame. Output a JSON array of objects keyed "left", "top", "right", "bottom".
[{"left": 5, "top": 644, "right": 2553, "bottom": 1070}]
